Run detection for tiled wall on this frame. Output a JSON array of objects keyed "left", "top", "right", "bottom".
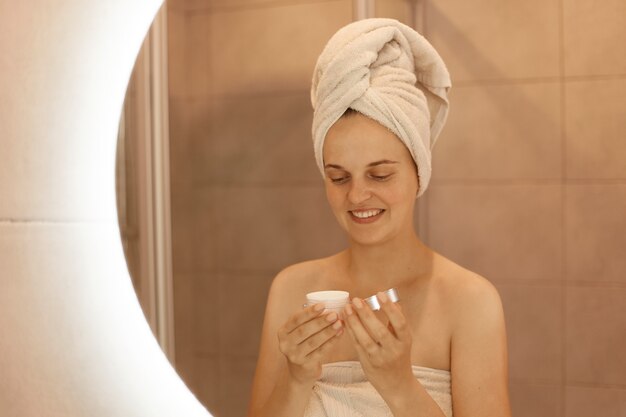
[
  {"left": 166, "top": 1, "right": 626, "bottom": 416},
  {"left": 421, "top": 1, "right": 626, "bottom": 416}
]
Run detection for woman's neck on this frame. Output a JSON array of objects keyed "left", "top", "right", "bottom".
[{"left": 341, "top": 231, "right": 434, "bottom": 296}]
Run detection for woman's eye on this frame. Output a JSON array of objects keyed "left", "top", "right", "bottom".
[
  {"left": 330, "top": 177, "right": 349, "bottom": 184},
  {"left": 371, "top": 174, "right": 391, "bottom": 181}
]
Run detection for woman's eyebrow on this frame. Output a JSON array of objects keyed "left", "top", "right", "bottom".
[
  {"left": 368, "top": 159, "right": 399, "bottom": 167},
  {"left": 324, "top": 159, "right": 399, "bottom": 170}
]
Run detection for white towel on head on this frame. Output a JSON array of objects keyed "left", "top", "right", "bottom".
[{"left": 310, "top": 18, "right": 452, "bottom": 198}]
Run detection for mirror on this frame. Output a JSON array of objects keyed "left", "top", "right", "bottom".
[
  {"left": 115, "top": 1, "right": 626, "bottom": 417},
  {"left": 3, "top": 0, "right": 624, "bottom": 414}
]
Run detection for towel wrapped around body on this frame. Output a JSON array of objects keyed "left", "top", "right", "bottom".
[
  {"left": 303, "top": 361, "right": 452, "bottom": 417},
  {"left": 311, "top": 18, "right": 452, "bottom": 198}
]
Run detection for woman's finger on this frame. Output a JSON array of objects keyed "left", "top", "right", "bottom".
[
  {"left": 282, "top": 303, "right": 325, "bottom": 334},
  {"left": 377, "top": 292, "right": 410, "bottom": 342},
  {"left": 343, "top": 318, "right": 371, "bottom": 362},
  {"left": 306, "top": 323, "right": 344, "bottom": 361},
  {"left": 279, "top": 304, "right": 335, "bottom": 345},
  {"left": 351, "top": 297, "right": 395, "bottom": 348},
  {"left": 300, "top": 318, "right": 343, "bottom": 357},
  {"left": 344, "top": 303, "right": 382, "bottom": 355},
  {"left": 291, "top": 311, "right": 340, "bottom": 345}
]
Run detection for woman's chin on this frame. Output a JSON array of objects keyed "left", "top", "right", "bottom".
[{"left": 346, "top": 229, "right": 392, "bottom": 247}]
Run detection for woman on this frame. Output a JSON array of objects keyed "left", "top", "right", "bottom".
[{"left": 247, "top": 18, "right": 512, "bottom": 417}]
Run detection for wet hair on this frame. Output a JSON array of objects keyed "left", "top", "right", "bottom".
[{"left": 342, "top": 107, "right": 359, "bottom": 117}]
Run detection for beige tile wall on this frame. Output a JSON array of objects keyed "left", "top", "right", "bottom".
[
  {"left": 167, "top": 1, "right": 626, "bottom": 416},
  {"left": 423, "top": 0, "right": 626, "bottom": 416},
  {"left": 425, "top": 0, "right": 561, "bottom": 82}
]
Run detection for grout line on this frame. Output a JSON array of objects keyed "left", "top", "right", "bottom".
[
  {"left": 562, "top": 73, "right": 626, "bottom": 83},
  {"left": 216, "top": 271, "right": 223, "bottom": 360},
  {"left": 564, "top": 381, "right": 626, "bottom": 390},
  {"left": 508, "top": 377, "right": 564, "bottom": 386},
  {"left": 172, "top": 270, "right": 221, "bottom": 278},
  {"left": 508, "top": 378, "right": 626, "bottom": 390},
  {"left": 193, "top": 181, "right": 324, "bottom": 189},
  {"left": 169, "top": 77, "right": 626, "bottom": 102},
  {"left": 430, "top": 179, "right": 562, "bottom": 185},
  {"left": 168, "top": 72, "right": 626, "bottom": 101},
  {"left": 169, "top": 73, "right": 626, "bottom": 101},
  {"left": 558, "top": 0, "right": 567, "bottom": 414},
  {"left": 449, "top": 73, "right": 626, "bottom": 88},
  {"left": 492, "top": 277, "right": 626, "bottom": 288},
  {"left": 490, "top": 278, "right": 565, "bottom": 286},
  {"left": 454, "top": 76, "right": 561, "bottom": 87},
  {"left": 211, "top": 267, "right": 281, "bottom": 275},
  {"left": 175, "top": 89, "right": 311, "bottom": 101},
  {"left": 557, "top": 179, "right": 626, "bottom": 184},
  {"left": 206, "top": 4, "right": 215, "bottom": 126},
  {"left": 420, "top": 0, "right": 428, "bottom": 37},
  {"left": 559, "top": 280, "right": 626, "bottom": 289}
]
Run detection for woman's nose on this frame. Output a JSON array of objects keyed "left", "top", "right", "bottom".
[{"left": 347, "top": 178, "right": 372, "bottom": 204}]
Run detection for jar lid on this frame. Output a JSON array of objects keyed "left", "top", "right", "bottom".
[{"left": 364, "top": 288, "right": 400, "bottom": 311}]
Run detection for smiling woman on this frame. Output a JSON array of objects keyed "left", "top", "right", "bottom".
[
  {"left": 0, "top": 1, "right": 211, "bottom": 416},
  {"left": 246, "top": 18, "right": 512, "bottom": 417}
]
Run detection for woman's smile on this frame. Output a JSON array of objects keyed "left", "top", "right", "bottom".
[{"left": 349, "top": 208, "right": 386, "bottom": 224}]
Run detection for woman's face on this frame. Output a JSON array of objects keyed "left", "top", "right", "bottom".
[{"left": 323, "top": 112, "right": 419, "bottom": 246}]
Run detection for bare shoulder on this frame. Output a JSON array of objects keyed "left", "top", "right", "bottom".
[
  {"left": 270, "top": 257, "right": 330, "bottom": 298},
  {"left": 432, "top": 253, "right": 504, "bottom": 332},
  {"left": 267, "top": 254, "right": 341, "bottom": 314},
  {"left": 271, "top": 259, "right": 323, "bottom": 291},
  {"left": 432, "top": 255, "right": 512, "bottom": 416}
]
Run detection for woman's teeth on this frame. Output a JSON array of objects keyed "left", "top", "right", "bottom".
[{"left": 351, "top": 209, "right": 383, "bottom": 218}]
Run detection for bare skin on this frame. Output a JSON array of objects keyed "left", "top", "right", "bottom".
[{"left": 246, "top": 113, "right": 512, "bottom": 417}]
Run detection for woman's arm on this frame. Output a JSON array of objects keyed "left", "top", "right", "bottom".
[
  {"left": 246, "top": 272, "right": 310, "bottom": 417},
  {"left": 247, "top": 366, "right": 316, "bottom": 417},
  {"left": 342, "top": 294, "right": 447, "bottom": 417},
  {"left": 342, "top": 274, "right": 512, "bottom": 417},
  {"left": 450, "top": 275, "right": 512, "bottom": 417},
  {"left": 246, "top": 267, "right": 344, "bottom": 417}
]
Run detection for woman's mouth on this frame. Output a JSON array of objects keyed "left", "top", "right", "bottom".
[{"left": 349, "top": 209, "right": 385, "bottom": 224}]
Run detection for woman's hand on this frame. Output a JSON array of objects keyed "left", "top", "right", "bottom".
[
  {"left": 343, "top": 292, "right": 414, "bottom": 396},
  {"left": 277, "top": 303, "right": 344, "bottom": 385}
]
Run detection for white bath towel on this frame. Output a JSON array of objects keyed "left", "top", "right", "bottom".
[
  {"left": 311, "top": 18, "right": 451, "bottom": 198},
  {"left": 304, "top": 361, "right": 453, "bottom": 417}
]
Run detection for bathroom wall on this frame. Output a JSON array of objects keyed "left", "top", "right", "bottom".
[
  {"left": 419, "top": 1, "right": 626, "bottom": 416},
  {"left": 165, "top": 1, "right": 626, "bottom": 417}
]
